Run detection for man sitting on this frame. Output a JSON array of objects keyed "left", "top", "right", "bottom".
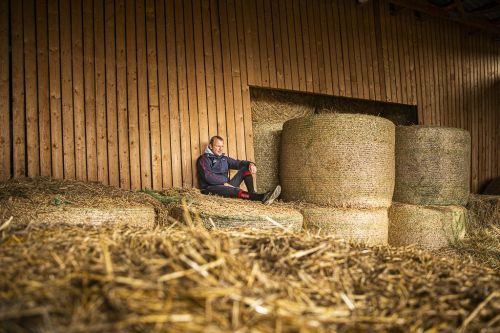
[{"left": 197, "top": 135, "right": 281, "bottom": 205}]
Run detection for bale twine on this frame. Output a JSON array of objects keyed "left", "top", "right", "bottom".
[
  {"left": 394, "top": 126, "right": 471, "bottom": 206},
  {"left": 483, "top": 177, "right": 500, "bottom": 195},
  {"left": 300, "top": 207, "right": 388, "bottom": 246},
  {"left": 280, "top": 113, "right": 395, "bottom": 208},
  {"left": 389, "top": 202, "right": 467, "bottom": 250}
]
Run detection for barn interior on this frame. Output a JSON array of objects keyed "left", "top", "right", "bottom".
[{"left": 0, "top": 0, "right": 499, "bottom": 332}]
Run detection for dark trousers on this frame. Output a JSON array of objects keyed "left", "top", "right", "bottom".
[{"left": 201, "top": 169, "right": 263, "bottom": 201}]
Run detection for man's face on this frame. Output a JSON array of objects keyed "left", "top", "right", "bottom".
[{"left": 210, "top": 139, "right": 224, "bottom": 156}]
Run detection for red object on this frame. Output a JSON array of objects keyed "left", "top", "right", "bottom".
[{"left": 237, "top": 190, "right": 250, "bottom": 199}]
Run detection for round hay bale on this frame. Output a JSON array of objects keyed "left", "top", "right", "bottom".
[
  {"left": 280, "top": 113, "right": 395, "bottom": 208},
  {"left": 483, "top": 177, "right": 500, "bottom": 195},
  {"left": 0, "top": 177, "right": 169, "bottom": 228},
  {"left": 301, "top": 207, "right": 388, "bottom": 246},
  {"left": 394, "top": 126, "right": 471, "bottom": 206},
  {"left": 36, "top": 206, "right": 156, "bottom": 228},
  {"left": 389, "top": 202, "right": 467, "bottom": 250},
  {"left": 169, "top": 191, "right": 303, "bottom": 231},
  {"left": 253, "top": 124, "right": 282, "bottom": 192}
]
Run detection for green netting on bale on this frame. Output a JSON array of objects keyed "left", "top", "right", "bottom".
[
  {"left": 281, "top": 113, "right": 395, "bottom": 208},
  {"left": 301, "top": 206, "right": 388, "bottom": 246},
  {"left": 394, "top": 126, "right": 471, "bottom": 206}
]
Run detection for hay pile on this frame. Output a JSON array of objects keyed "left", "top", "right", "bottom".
[
  {"left": 162, "top": 188, "right": 303, "bottom": 231},
  {"left": 394, "top": 126, "right": 471, "bottom": 206},
  {"left": 0, "top": 177, "right": 167, "bottom": 229},
  {"left": 1, "top": 221, "right": 499, "bottom": 332},
  {"left": 467, "top": 194, "right": 500, "bottom": 223},
  {"left": 280, "top": 114, "right": 395, "bottom": 208},
  {"left": 251, "top": 91, "right": 314, "bottom": 192},
  {"left": 389, "top": 203, "right": 467, "bottom": 250},
  {"left": 450, "top": 194, "right": 500, "bottom": 270}
]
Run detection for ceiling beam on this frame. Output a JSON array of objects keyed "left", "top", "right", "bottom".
[
  {"left": 389, "top": 0, "right": 500, "bottom": 35},
  {"left": 468, "top": 3, "right": 500, "bottom": 16}
]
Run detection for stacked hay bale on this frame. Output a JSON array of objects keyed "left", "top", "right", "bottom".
[
  {"left": 251, "top": 92, "right": 314, "bottom": 192},
  {"left": 0, "top": 177, "right": 164, "bottom": 229},
  {"left": 389, "top": 126, "right": 471, "bottom": 250},
  {"left": 281, "top": 113, "right": 396, "bottom": 245},
  {"left": 165, "top": 188, "right": 303, "bottom": 231}
]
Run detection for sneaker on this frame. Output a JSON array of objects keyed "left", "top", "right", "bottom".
[{"left": 262, "top": 185, "right": 281, "bottom": 205}]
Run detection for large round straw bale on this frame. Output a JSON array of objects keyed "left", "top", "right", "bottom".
[
  {"left": 394, "top": 126, "right": 471, "bottom": 206},
  {"left": 36, "top": 207, "right": 156, "bottom": 228},
  {"left": 301, "top": 207, "right": 388, "bottom": 246},
  {"left": 252, "top": 124, "right": 282, "bottom": 192},
  {"left": 251, "top": 92, "right": 314, "bottom": 192},
  {"left": 169, "top": 191, "right": 303, "bottom": 231},
  {"left": 389, "top": 202, "right": 467, "bottom": 250},
  {"left": 0, "top": 177, "right": 168, "bottom": 228},
  {"left": 280, "top": 113, "right": 395, "bottom": 208}
]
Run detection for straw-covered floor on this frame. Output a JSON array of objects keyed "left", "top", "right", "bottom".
[
  {"left": 1, "top": 178, "right": 500, "bottom": 332},
  {"left": 1, "top": 221, "right": 499, "bottom": 333}
]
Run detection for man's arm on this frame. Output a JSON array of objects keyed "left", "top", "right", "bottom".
[{"left": 227, "top": 156, "right": 253, "bottom": 170}]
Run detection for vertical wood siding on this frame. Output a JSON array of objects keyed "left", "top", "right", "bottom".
[{"left": 0, "top": 0, "right": 499, "bottom": 192}]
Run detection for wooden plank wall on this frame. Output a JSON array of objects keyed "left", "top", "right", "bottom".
[{"left": 0, "top": 0, "right": 498, "bottom": 192}]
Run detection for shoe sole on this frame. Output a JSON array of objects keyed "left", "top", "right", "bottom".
[{"left": 264, "top": 185, "right": 281, "bottom": 205}]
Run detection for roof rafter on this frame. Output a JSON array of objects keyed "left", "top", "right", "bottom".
[{"left": 389, "top": 0, "right": 500, "bottom": 35}]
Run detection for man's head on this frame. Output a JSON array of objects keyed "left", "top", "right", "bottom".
[{"left": 209, "top": 136, "right": 224, "bottom": 156}]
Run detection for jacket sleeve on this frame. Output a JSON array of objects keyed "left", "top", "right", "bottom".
[
  {"left": 227, "top": 156, "right": 252, "bottom": 170},
  {"left": 198, "top": 155, "right": 227, "bottom": 185}
]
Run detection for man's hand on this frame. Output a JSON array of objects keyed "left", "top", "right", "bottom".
[{"left": 249, "top": 163, "right": 257, "bottom": 174}]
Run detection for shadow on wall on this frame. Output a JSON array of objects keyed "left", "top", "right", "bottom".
[{"left": 250, "top": 87, "right": 417, "bottom": 192}]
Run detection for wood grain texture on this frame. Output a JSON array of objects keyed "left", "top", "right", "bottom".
[
  {"left": 72, "top": 0, "right": 87, "bottom": 181},
  {"left": 60, "top": 0, "right": 75, "bottom": 179},
  {"left": 126, "top": 0, "right": 141, "bottom": 189},
  {"left": 11, "top": 0, "right": 25, "bottom": 177},
  {"left": 94, "top": 0, "right": 108, "bottom": 184},
  {"left": 0, "top": 0, "right": 9, "bottom": 180},
  {"left": 24, "top": 0, "right": 39, "bottom": 177},
  {"left": 83, "top": 0, "right": 97, "bottom": 182},
  {"left": 3, "top": 0, "right": 499, "bottom": 193}
]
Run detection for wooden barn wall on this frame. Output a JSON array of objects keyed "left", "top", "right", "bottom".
[{"left": 0, "top": 0, "right": 498, "bottom": 192}]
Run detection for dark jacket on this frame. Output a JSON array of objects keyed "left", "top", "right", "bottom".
[{"left": 197, "top": 147, "right": 251, "bottom": 189}]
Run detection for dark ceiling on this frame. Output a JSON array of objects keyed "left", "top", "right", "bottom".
[{"left": 390, "top": 0, "right": 500, "bottom": 35}]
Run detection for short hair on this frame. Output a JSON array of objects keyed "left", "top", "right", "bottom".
[{"left": 209, "top": 135, "right": 224, "bottom": 145}]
